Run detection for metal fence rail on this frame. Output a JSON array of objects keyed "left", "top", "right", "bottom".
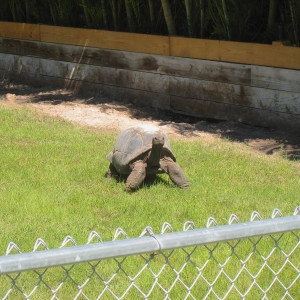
[{"left": 1, "top": 207, "right": 300, "bottom": 299}]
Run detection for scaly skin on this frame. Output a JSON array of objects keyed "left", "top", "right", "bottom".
[
  {"left": 147, "top": 134, "right": 164, "bottom": 167},
  {"left": 125, "top": 161, "right": 147, "bottom": 191},
  {"left": 160, "top": 157, "right": 190, "bottom": 189}
]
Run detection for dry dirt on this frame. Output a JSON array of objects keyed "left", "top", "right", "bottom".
[{"left": 1, "top": 81, "right": 300, "bottom": 161}]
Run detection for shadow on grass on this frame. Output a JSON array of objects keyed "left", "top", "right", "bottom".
[
  {"left": 104, "top": 173, "right": 171, "bottom": 192},
  {"left": 1, "top": 79, "right": 300, "bottom": 161}
]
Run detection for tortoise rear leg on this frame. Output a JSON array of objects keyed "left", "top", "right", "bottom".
[
  {"left": 125, "top": 161, "right": 147, "bottom": 191},
  {"left": 106, "top": 163, "right": 119, "bottom": 179},
  {"left": 160, "top": 158, "right": 190, "bottom": 189}
]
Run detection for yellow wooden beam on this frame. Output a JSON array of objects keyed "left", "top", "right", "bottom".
[
  {"left": 40, "top": 25, "right": 170, "bottom": 56},
  {"left": 220, "top": 40, "right": 300, "bottom": 70},
  {"left": 170, "top": 36, "right": 300, "bottom": 70},
  {"left": 0, "top": 21, "right": 40, "bottom": 41},
  {"left": 0, "top": 21, "right": 299, "bottom": 70}
]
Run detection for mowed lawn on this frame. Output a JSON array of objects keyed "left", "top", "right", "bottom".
[{"left": 0, "top": 105, "right": 300, "bottom": 253}]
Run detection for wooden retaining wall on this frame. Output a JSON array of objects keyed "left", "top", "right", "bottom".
[{"left": 0, "top": 22, "right": 300, "bottom": 131}]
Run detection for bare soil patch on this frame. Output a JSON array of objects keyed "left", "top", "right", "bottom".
[{"left": 1, "top": 81, "right": 300, "bottom": 161}]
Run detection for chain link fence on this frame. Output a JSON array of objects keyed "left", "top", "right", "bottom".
[{"left": 1, "top": 207, "right": 300, "bottom": 299}]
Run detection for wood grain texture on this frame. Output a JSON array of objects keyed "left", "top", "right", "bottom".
[
  {"left": 169, "top": 76, "right": 300, "bottom": 114},
  {"left": 251, "top": 66, "right": 300, "bottom": 93},
  {"left": 170, "top": 95, "right": 300, "bottom": 131},
  {"left": 0, "top": 52, "right": 14, "bottom": 70},
  {"left": 0, "top": 22, "right": 40, "bottom": 40},
  {"left": 40, "top": 25, "right": 169, "bottom": 55},
  {"left": 0, "top": 38, "right": 251, "bottom": 86},
  {"left": 170, "top": 37, "right": 220, "bottom": 61},
  {"left": 1, "top": 21, "right": 300, "bottom": 70},
  {"left": 219, "top": 41, "right": 300, "bottom": 70},
  {"left": 170, "top": 36, "right": 300, "bottom": 70},
  {"left": 43, "top": 77, "right": 170, "bottom": 110},
  {"left": 38, "top": 58, "right": 170, "bottom": 94},
  {"left": 1, "top": 50, "right": 300, "bottom": 131},
  {"left": 2, "top": 38, "right": 300, "bottom": 93},
  {"left": 0, "top": 39, "right": 251, "bottom": 88},
  {"left": 0, "top": 52, "right": 169, "bottom": 96},
  {"left": 0, "top": 53, "right": 40, "bottom": 76}
]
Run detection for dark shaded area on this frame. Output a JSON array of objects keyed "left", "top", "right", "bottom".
[
  {"left": 103, "top": 172, "right": 171, "bottom": 192},
  {"left": 1, "top": 80, "right": 300, "bottom": 161}
]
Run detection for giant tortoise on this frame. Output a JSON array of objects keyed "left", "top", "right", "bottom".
[{"left": 106, "top": 124, "right": 189, "bottom": 191}]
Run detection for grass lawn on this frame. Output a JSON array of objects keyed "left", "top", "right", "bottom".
[{"left": 0, "top": 105, "right": 299, "bottom": 298}]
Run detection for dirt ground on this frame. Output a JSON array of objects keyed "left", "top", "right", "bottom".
[{"left": 1, "top": 80, "right": 300, "bottom": 161}]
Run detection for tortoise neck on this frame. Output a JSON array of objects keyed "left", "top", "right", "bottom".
[{"left": 148, "top": 144, "right": 163, "bottom": 166}]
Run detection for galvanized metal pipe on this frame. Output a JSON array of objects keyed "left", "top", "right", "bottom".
[{"left": 0, "top": 215, "right": 299, "bottom": 275}]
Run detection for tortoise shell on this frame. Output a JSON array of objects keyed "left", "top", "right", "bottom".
[{"left": 106, "top": 125, "right": 176, "bottom": 174}]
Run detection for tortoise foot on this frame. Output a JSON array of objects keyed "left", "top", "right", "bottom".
[
  {"left": 125, "top": 161, "right": 147, "bottom": 191},
  {"left": 160, "top": 160, "right": 190, "bottom": 189}
]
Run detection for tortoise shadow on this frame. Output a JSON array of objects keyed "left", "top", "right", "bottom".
[
  {"left": 104, "top": 173, "right": 172, "bottom": 192},
  {"left": 142, "top": 174, "right": 171, "bottom": 189}
]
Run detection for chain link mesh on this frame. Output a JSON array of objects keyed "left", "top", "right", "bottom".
[{"left": 1, "top": 208, "right": 299, "bottom": 299}]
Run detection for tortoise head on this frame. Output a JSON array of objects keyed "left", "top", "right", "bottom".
[
  {"left": 152, "top": 133, "right": 164, "bottom": 147},
  {"left": 148, "top": 133, "right": 164, "bottom": 167}
]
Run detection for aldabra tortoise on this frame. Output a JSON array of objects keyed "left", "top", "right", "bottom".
[{"left": 106, "top": 124, "right": 189, "bottom": 191}]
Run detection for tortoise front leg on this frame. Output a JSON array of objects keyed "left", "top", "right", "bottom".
[
  {"left": 125, "top": 161, "right": 147, "bottom": 191},
  {"left": 160, "top": 158, "right": 190, "bottom": 189}
]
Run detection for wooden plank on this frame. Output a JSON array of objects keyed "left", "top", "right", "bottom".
[
  {"left": 251, "top": 66, "right": 300, "bottom": 93},
  {"left": 0, "top": 38, "right": 44, "bottom": 58},
  {"left": 2, "top": 56, "right": 298, "bottom": 132},
  {"left": 3, "top": 37, "right": 298, "bottom": 93},
  {"left": 2, "top": 52, "right": 299, "bottom": 116},
  {"left": 0, "top": 38, "right": 145, "bottom": 69},
  {"left": 40, "top": 25, "right": 96, "bottom": 46},
  {"left": 0, "top": 21, "right": 299, "bottom": 70},
  {"left": 150, "top": 54, "right": 251, "bottom": 85},
  {"left": 98, "top": 85, "right": 170, "bottom": 110},
  {"left": 0, "top": 69, "right": 170, "bottom": 111},
  {"left": 0, "top": 53, "right": 40, "bottom": 75},
  {"left": 219, "top": 41, "right": 300, "bottom": 70},
  {"left": 38, "top": 76, "right": 170, "bottom": 110},
  {"left": 170, "top": 37, "right": 220, "bottom": 61},
  {"left": 170, "top": 36, "right": 300, "bottom": 70},
  {"left": 0, "top": 21, "right": 40, "bottom": 41},
  {"left": 38, "top": 59, "right": 169, "bottom": 94},
  {"left": 0, "top": 53, "right": 40, "bottom": 77},
  {"left": 32, "top": 40, "right": 292, "bottom": 92},
  {"left": 40, "top": 25, "right": 169, "bottom": 56},
  {"left": 0, "top": 38, "right": 251, "bottom": 86},
  {"left": 0, "top": 53, "right": 42, "bottom": 87},
  {"left": 93, "top": 30, "right": 170, "bottom": 56},
  {"left": 272, "top": 40, "right": 291, "bottom": 46},
  {"left": 26, "top": 52, "right": 300, "bottom": 116},
  {"left": 170, "top": 96, "right": 300, "bottom": 132},
  {"left": 3, "top": 38, "right": 299, "bottom": 92},
  {"left": 169, "top": 76, "right": 300, "bottom": 115},
  {"left": 0, "top": 52, "right": 14, "bottom": 70},
  {"left": 2, "top": 51, "right": 300, "bottom": 131}
]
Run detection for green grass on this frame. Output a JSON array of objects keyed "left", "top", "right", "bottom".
[{"left": 0, "top": 106, "right": 299, "bottom": 298}]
